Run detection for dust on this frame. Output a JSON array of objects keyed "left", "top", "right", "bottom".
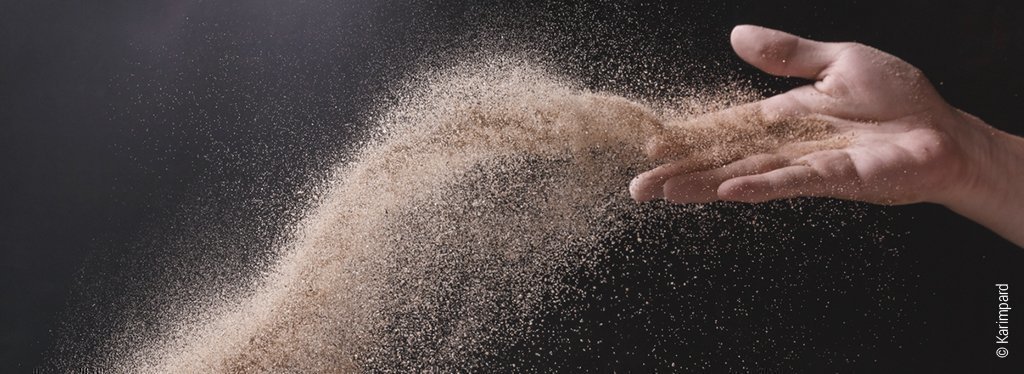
[{"left": 106, "top": 57, "right": 848, "bottom": 372}]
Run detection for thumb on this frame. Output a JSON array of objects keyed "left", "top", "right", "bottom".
[{"left": 730, "top": 25, "right": 844, "bottom": 80}]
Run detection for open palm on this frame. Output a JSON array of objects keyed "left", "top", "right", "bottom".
[{"left": 630, "top": 25, "right": 982, "bottom": 206}]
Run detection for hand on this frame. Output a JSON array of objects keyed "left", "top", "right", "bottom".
[
  {"left": 629, "top": 25, "right": 1024, "bottom": 246},
  {"left": 632, "top": 25, "right": 978, "bottom": 205}
]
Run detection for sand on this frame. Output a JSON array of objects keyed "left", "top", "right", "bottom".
[{"left": 100, "top": 56, "right": 845, "bottom": 372}]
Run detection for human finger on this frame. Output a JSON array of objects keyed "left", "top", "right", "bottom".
[
  {"left": 662, "top": 154, "right": 790, "bottom": 204},
  {"left": 717, "top": 150, "right": 860, "bottom": 202},
  {"left": 629, "top": 157, "right": 715, "bottom": 202},
  {"left": 730, "top": 24, "right": 848, "bottom": 80},
  {"left": 645, "top": 89, "right": 826, "bottom": 160}
]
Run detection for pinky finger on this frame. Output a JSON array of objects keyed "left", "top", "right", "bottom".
[{"left": 717, "top": 164, "right": 833, "bottom": 203}]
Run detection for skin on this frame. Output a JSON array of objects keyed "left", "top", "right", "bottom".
[{"left": 630, "top": 25, "right": 1024, "bottom": 247}]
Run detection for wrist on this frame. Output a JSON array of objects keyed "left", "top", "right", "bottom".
[
  {"left": 942, "top": 112, "right": 998, "bottom": 203},
  {"left": 939, "top": 111, "right": 1024, "bottom": 245}
]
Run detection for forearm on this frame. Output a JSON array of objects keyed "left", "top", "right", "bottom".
[{"left": 943, "top": 115, "right": 1024, "bottom": 247}]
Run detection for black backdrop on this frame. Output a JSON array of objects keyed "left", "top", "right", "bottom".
[{"left": 2, "top": 0, "right": 1023, "bottom": 371}]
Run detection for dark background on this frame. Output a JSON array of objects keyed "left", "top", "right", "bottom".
[{"left": 2, "top": 0, "right": 1023, "bottom": 371}]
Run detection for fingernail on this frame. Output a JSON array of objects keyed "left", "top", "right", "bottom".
[
  {"left": 629, "top": 177, "right": 662, "bottom": 202},
  {"left": 628, "top": 177, "right": 644, "bottom": 201}
]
